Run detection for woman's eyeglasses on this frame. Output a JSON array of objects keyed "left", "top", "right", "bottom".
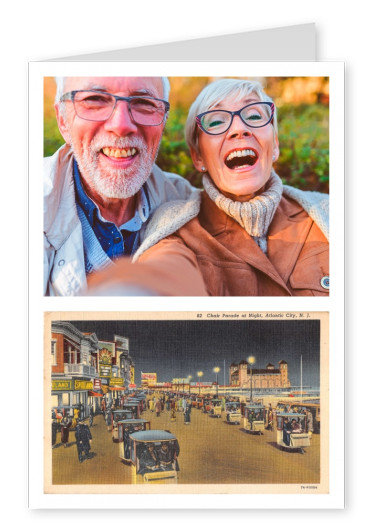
[{"left": 196, "top": 102, "right": 274, "bottom": 135}]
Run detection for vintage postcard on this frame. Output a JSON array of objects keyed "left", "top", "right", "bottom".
[{"left": 43, "top": 311, "right": 329, "bottom": 499}]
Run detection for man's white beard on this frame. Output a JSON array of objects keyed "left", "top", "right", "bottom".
[{"left": 70, "top": 133, "right": 159, "bottom": 199}]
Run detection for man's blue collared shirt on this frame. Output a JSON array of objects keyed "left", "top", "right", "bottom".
[{"left": 73, "top": 160, "right": 150, "bottom": 260}]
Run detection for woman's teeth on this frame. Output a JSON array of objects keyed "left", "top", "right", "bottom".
[
  {"left": 102, "top": 147, "right": 137, "bottom": 158},
  {"left": 225, "top": 149, "right": 258, "bottom": 169},
  {"left": 226, "top": 149, "right": 257, "bottom": 161}
]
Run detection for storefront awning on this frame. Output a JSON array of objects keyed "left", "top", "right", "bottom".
[{"left": 88, "top": 390, "right": 103, "bottom": 397}]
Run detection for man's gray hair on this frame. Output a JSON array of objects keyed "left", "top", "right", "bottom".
[
  {"left": 54, "top": 76, "right": 170, "bottom": 104},
  {"left": 185, "top": 78, "right": 278, "bottom": 154}
]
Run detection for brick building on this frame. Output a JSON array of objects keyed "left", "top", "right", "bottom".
[
  {"left": 51, "top": 322, "right": 134, "bottom": 417},
  {"left": 229, "top": 360, "right": 290, "bottom": 389}
]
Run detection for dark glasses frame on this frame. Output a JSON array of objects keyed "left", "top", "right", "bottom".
[
  {"left": 60, "top": 89, "right": 170, "bottom": 125},
  {"left": 195, "top": 101, "right": 275, "bottom": 135}
]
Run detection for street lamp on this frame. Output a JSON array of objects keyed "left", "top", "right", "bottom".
[
  {"left": 197, "top": 371, "right": 203, "bottom": 396},
  {"left": 213, "top": 367, "right": 220, "bottom": 397},
  {"left": 247, "top": 356, "right": 256, "bottom": 403}
]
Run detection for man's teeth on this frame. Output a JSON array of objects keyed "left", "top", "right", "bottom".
[
  {"left": 102, "top": 147, "right": 137, "bottom": 158},
  {"left": 226, "top": 149, "right": 256, "bottom": 161}
]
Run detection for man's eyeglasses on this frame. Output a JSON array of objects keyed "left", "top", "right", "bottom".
[
  {"left": 195, "top": 102, "right": 275, "bottom": 135},
  {"left": 60, "top": 90, "right": 170, "bottom": 126}
]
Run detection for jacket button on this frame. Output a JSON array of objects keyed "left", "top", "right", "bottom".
[
  {"left": 114, "top": 237, "right": 122, "bottom": 244},
  {"left": 320, "top": 276, "right": 329, "bottom": 289},
  {"left": 58, "top": 259, "right": 65, "bottom": 266}
]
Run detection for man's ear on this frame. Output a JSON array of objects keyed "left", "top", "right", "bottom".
[
  {"left": 190, "top": 146, "right": 205, "bottom": 172},
  {"left": 55, "top": 103, "right": 71, "bottom": 145}
]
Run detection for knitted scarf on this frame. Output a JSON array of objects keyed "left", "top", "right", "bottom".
[{"left": 202, "top": 170, "right": 283, "bottom": 253}]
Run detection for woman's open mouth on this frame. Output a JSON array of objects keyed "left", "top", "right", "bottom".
[{"left": 225, "top": 148, "right": 258, "bottom": 170}]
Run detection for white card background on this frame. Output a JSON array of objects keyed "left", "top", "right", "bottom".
[{"left": 2, "top": 0, "right": 372, "bottom": 525}]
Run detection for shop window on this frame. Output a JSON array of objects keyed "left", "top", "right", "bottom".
[
  {"left": 51, "top": 395, "right": 59, "bottom": 407},
  {"left": 62, "top": 393, "right": 70, "bottom": 406},
  {"left": 64, "top": 339, "right": 81, "bottom": 364},
  {"left": 51, "top": 340, "right": 57, "bottom": 366}
]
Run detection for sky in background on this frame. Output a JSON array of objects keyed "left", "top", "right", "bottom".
[{"left": 65, "top": 319, "right": 321, "bottom": 389}]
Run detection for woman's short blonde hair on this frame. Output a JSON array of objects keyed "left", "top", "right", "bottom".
[{"left": 185, "top": 78, "right": 278, "bottom": 154}]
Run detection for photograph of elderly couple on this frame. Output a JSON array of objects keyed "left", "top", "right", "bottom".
[{"left": 44, "top": 75, "right": 329, "bottom": 297}]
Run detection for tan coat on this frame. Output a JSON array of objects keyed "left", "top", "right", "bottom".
[
  {"left": 88, "top": 191, "right": 329, "bottom": 296},
  {"left": 142, "top": 191, "right": 329, "bottom": 296}
]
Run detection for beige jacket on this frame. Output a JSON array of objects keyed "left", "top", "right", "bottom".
[{"left": 44, "top": 144, "right": 198, "bottom": 296}]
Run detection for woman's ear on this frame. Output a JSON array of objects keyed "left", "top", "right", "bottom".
[
  {"left": 190, "top": 147, "right": 206, "bottom": 172},
  {"left": 55, "top": 103, "right": 72, "bottom": 145}
]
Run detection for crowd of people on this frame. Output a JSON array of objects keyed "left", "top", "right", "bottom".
[
  {"left": 145, "top": 393, "right": 193, "bottom": 424},
  {"left": 51, "top": 391, "right": 317, "bottom": 468}
]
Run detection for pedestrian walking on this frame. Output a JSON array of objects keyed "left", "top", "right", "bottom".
[
  {"left": 89, "top": 404, "right": 94, "bottom": 427},
  {"left": 72, "top": 407, "right": 80, "bottom": 428},
  {"left": 149, "top": 398, "right": 154, "bottom": 412},
  {"left": 184, "top": 402, "right": 192, "bottom": 424},
  {"left": 306, "top": 409, "right": 314, "bottom": 438},
  {"left": 75, "top": 420, "right": 93, "bottom": 463},
  {"left": 60, "top": 416, "right": 71, "bottom": 447},
  {"left": 105, "top": 408, "right": 112, "bottom": 431},
  {"left": 52, "top": 419, "right": 58, "bottom": 447},
  {"left": 266, "top": 404, "right": 273, "bottom": 430},
  {"left": 155, "top": 399, "right": 161, "bottom": 417}
]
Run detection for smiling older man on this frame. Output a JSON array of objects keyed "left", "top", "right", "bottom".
[{"left": 44, "top": 76, "right": 197, "bottom": 296}]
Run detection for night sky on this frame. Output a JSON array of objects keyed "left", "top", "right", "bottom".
[{"left": 64, "top": 319, "right": 321, "bottom": 389}]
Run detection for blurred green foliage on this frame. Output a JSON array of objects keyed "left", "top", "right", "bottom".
[
  {"left": 275, "top": 104, "right": 329, "bottom": 193},
  {"left": 44, "top": 114, "right": 65, "bottom": 157},
  {"left": 156, "top": 108, "right": 199, "bottom": 186},
  {"left": 44, "top": 102, "right": 329, "bottom": 194}
]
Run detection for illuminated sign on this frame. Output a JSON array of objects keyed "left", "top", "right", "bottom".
[
  {"left": 109, "top": 378, "right": 124, "bottom": 387},
  {"left": 100, "top": 364, "right": 112, "bottom": 377},
  {"left": 141, "top": 372, "right": 157, "bottom": 387},
  {"left": 74, "top": 380, "right": 93, "bottom": 391},
  {"left": 52, "top": 380, "right": 72, "bottom": 391},
  {"left": 93, "top": 378, "right": 101, "bottom": 390},
  {"left": 141, "top": 373, "right": 157, "bottom": 382},
  {"left": 98, "top": 341, "right": 115, "bottom": 364}
]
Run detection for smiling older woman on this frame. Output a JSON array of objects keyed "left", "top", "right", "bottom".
[{"left": 87, "top": 78, "right": 329, "bottom": 296}]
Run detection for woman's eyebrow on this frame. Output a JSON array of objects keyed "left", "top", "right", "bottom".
[{"left": 211, "top": 97, "right": 259, "bottom": 110}]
